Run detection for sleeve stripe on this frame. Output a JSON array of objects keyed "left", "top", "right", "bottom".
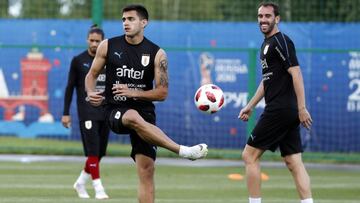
[
  {"left": 274, "top": 33, "right": 292, "bottom": 67},
  {"left": 274, "top": 35, "right": 283, "bottom": 50},
  {"left": 281, "top": 33, "right": 290, "bottom": 58}
]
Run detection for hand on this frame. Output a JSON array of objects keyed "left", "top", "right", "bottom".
[
  {"left": 238, "top": 106, "right": 253, "bottom": 122},
  {"left": 299, "top": 107, "right": 312, "bottom": 130},
  {"left": 87, "top": 91, "right": 104, "bottom": 106},
  {"left": 112, "top": 84, "right": 136, "bottom": 98},
  {"left": 61, "top": 115, "right": 71, "bottom": 128}
]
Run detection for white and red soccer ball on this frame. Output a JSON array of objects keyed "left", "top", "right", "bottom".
[{"left": 194, "top": 84, "right": 225, "bottom": 114}]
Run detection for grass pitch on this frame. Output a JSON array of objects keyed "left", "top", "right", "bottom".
[
  {"left": 1, "top": 136, "right": 360, "bottom": 163},
  {"left": 0, "top": 160, "right": 359, "bottom": 203}
]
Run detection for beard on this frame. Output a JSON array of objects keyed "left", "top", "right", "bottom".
[
  {"left": 259, "top": 21, "right": 276, "bottom": 35},
  {"left": 89, "top": 47, "right": 97, "bottom": 55}
]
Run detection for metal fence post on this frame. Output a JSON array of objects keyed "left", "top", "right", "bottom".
[
  {"left": 92, "top": 0, "right": 103, "bottom": 27},
  {"left": 247, "top": 48, "right": 257, "bottom": 137}
]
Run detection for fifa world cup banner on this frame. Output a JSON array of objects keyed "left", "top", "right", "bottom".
[{"left": 0, "top": 20, "right": 359, "bottom": 152}]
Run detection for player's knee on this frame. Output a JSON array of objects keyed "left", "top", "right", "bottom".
[
  {"left": 284, "top": 158, "right": 299, "bottom": 172},
  {"left": 138, "top": 163, "right": 155, "bottom": 180},
  {"left": 242, "top": 147, "right": 263, "bottom": 165},
  {"left": 284, "top": 159, "right": 294, "bottom": 171},
  {"left": 284, "top": 154, "right": 303, "bottom": 172},
  {"left": 242, "top": 150, "right": 254, "bottom": 165},
  {"left": 122, "top": 110, "right": 144, "bottom": 129}
]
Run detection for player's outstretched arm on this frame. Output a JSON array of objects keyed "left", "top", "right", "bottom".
[
  {"left": 288, "top": 66, "right": 312, "bottom": 129},
  {"left": 85, "top": 39, "right": 107, "bottom": 106}
]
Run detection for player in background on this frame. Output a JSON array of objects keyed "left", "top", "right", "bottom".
[
  {"left": 199, "top": 52, "right": 215, "bottom": 85},
  {"left": 238, "top": 2, "right": 313, "bottom": 203},
  {"left": 85, "top": 4, "right": 208, "bottom": 202},
  {"left": 62, "top": 25, "right": 109, "bottom": 199}
]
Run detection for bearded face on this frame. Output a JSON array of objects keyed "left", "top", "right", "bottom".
[
  {"left": 257, "top": 6, "right": 279, "bottom": 37},
  {"left": 87, "top": 33, "right": 103, "bottom": 56}
]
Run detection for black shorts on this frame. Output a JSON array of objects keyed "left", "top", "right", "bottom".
[
  {"left": 79, "top": 120, "right": 110, "bottom": 157},
  {"left": 248, "top": 109, "right": 303, "bottom": 157},
  {"left": 106, "top": 106, "right": 157, "bottom": 161}
]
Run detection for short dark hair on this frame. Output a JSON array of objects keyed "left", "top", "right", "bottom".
[
  {"left": 258, "top": 2, "right": 280, "bottom": 16},
  {"left": 88, "top": 24, "right": 104, "bottom": 39},
  {"left": 122, "top": 4, "right": 149, "bottom": 20}
]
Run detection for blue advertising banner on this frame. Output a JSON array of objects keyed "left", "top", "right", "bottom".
[{"left": 0, "top": 20, "right": 359, "bottom": 152}]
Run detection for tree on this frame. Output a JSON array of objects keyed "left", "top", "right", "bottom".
[{"left": 0, "top": 0, "right": 359, "bottom": 22}]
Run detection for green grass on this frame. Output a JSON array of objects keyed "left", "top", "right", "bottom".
[
  {"left": 0, "top": 161, "right": 359, "bottom": 203},
  {"left": 1, "top": 136, "right": 360, "bottom": 164}
]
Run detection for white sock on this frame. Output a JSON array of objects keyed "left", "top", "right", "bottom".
[
  {"left": 179, "top": 145, "right": 190, "bottom": 157},
  {"left": 301, "top": 198, "right": 313, "bottom": 203},
  {"left": 249, "top": 197, "right": 261, "bottom": 203},
  {"left": 76, "top": 170, "right": 90, "bottom": 185},
  {"left": 92, "top": 179, "right": 104, "bottom": 191}
]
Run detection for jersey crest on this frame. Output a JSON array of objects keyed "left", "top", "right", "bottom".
[
  {"left": 85, "top": 120, "right": 92, "bottom": 129},
  {"left": 114, "top": 111, "right": 121, "bottom": 119},
  {"left": 141, "top": 54, "right": 150, "bottom": 67}
]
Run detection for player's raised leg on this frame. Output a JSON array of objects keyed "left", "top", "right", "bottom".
[{"left": 122, "top": 109, "right": 208, "bottom": 160}]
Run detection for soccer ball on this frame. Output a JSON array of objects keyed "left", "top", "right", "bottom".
[{"left": 194, "top": 84, "right": 225, "bottom": 114}]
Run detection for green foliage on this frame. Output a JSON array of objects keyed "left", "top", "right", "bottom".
[
  {"left": 0, "top": 0, "right": 8, "bottom": 18},
  {"left": 21, "top": 0, "right": 60, "bottom": 18},
  {"left": 0, "top": 0, "right": 359, "bottom": 22}
]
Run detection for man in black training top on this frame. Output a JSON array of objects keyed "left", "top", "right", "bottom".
[
  {"left": 85, "top": 4, "right": 208, "bottom": 203},
  {"left": 62, "top": 25, "right": 109, "bottom": 199},
  {"left": 238, "top": 2, "right": 314, "bottom": 203}
]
